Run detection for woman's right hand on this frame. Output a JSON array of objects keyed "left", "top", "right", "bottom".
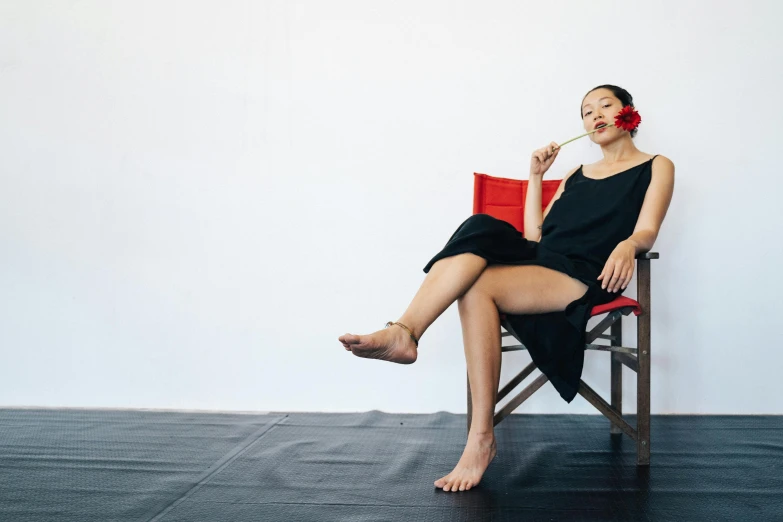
[{"left": 530, "top": 141, "right": 560, "bottom": 177}]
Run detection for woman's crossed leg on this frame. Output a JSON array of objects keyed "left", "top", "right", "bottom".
[{"left": 338, "top": 254, "right": 588, "bottom": 491}]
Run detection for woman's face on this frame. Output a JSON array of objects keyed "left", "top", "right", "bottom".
[{"left": 581, "top": 88, "right": 626, "bottom": 144}]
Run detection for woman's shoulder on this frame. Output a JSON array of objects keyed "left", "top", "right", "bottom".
[
  {"left": 639, "top": 152, "right": 673, "bottom": 167},
  {"left": 650, "top": 154, "right": 675, "bottom": 178}
]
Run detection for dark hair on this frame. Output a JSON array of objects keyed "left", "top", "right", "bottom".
[{"left": 582, "top": 84, "right": 638, "bottom": 138}]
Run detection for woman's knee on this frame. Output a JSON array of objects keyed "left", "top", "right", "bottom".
[
  {"left": 459, "top": 266, "right": 499, "bottom": 304},
  {"left": 457, "top": 286, "right": 494, "bottom": 317}
]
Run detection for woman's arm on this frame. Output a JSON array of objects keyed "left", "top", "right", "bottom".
[
  {"left": 523, "top": 175, "right": 545, "bottom": 240},
  {"left": 625, "top": 155, "right": 676, "bottom": 254},
  {"left": 524, "top": 165, "right": 580, "bottom": 241},
  {"left": 598, "top": 155, "right": 676, "bottom": 292}
]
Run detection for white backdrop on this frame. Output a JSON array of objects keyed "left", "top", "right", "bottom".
[{"left": 1, "top": 0, "right": 781, "bottom": 414}]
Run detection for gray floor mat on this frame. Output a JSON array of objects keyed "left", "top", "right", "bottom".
[
  {"left": 1, "top": 409, "right": 782, "bottom": 521},
  {"left": 0, "top": 408, "right": 284, "bottom": 521}
]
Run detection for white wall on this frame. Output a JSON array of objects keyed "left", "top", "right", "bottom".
[{"left": 1, "top": 0, "right": 781, "bottom": 414}]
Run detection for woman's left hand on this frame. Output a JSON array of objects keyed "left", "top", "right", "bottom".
[{"left": 598, "top": 240, "right": 636, "bottom": 292}]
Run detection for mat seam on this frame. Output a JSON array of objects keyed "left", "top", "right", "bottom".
[{"left": 141, "top": 414, "right": 288, "bottom": 522}]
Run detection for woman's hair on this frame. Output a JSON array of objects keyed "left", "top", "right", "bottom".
[{"left": 582, "top": 84, "right": 638, "bottom": 138}]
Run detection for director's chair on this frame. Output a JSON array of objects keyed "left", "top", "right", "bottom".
[{"left": 466, "top": 172, "right": 657, "bottom": 466}]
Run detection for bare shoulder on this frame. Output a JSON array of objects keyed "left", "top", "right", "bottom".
[{"left": 651, "top": 154, "right": 675, "bottom": 179}]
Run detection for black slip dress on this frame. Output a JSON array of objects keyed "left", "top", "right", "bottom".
[{"left": 423, "top": 155, "right": 659, "bottom": 403}]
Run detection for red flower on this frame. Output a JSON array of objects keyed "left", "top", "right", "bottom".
[
  {"left": 557, "top": 105, "right": 644, "bottom": 149},
  {"left": 614, "top": 105, "right": 642, "bottom": 132}
]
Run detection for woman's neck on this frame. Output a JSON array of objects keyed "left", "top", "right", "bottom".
[{"left": 599, "top": 137, "right": 638, "bottom": 165}]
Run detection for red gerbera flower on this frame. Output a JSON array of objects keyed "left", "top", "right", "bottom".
[{"left": 614, "top": 105, "right": 642, "bottom": 132}]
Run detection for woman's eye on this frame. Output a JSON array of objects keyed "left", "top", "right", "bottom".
[
  {"left": 584, "top": 111, "right": 591, "bottom": 116},
  {"left": 603, "top": 104, "right": 611, "bottom": 108}
]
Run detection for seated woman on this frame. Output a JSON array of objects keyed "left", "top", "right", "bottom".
[{"left": 338, "top": 84, "right": 675, "bottom": 492}]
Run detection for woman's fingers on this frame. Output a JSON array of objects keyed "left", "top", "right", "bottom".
[
  {"left": 598, "top": 262, "right": 612, "bottom": 288},
  {"left": 604, "top": 259, "right": 621, "bottom": 292},
  {"left": 532, "top": 142, "right": 559, "bottom": 175},
  {"left": 602, "top": 262, "right": 638, "bottom": 292},
  {"left": 601, "top": 257, "right": 637, "bottom": 292},
  {"left": 608, "top": 264, "right": 619, "bottom": 292},
  {"left": 607, "top": 269, "right": 621, "bottom": 292},
  {"left": 618, "top": 264, "right": 630, "bottom": 291},
  {"left": 621, "top": 264, "right": 635, "bottom": 290},
  {"left": 609, "top": 260, "right": 628, "bottom": 292}
]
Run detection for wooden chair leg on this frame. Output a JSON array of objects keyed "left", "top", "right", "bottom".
[
  {"left": 466, "top": 371, "right": 473, "bottom": 435},
  {"left": 610, "top": 319, "right": 623, "bottom": 435},
  {"left": 637, "top": 259, "right": 651, "bottom": 466}
]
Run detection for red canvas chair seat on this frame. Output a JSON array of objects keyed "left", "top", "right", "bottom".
[
  {"left": 468, "top": 172, "right": 657, "bottom": 466},
  {"left": 591, "top": 296, "right": 642, "bottom": 317}
]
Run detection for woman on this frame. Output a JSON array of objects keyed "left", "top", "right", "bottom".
[{"left": 338, "top": 84, "right": 675, "bottom": 492}]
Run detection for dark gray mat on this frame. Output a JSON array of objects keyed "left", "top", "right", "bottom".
[
  {"left": 1, "top": 409, "right": 782, "bottom": 521},
  {"left": 0, "top": 408, "right": 284, "bottom": 521}
]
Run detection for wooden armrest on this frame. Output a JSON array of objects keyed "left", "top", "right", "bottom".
[{"left": 636, "top": 252, "right": 659, "bottom": 260}]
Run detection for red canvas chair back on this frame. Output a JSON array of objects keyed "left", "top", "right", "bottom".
[{"left": 473, "top": 173, "right": 561, "bottom": 233}]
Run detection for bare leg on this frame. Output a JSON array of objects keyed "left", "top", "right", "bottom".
[
  {"left": 339, "top": 253, "right": 487, "bottom": 363},
  {"left": 435, "top": 264, "right": 589, "bottom": 492},
  {"left": 434, "top": 287, "right": 500, "bottom": 491}
]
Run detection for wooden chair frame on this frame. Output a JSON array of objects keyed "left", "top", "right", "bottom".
[{"left": 466, "top": 252, "right": 657, "bottom": 466}]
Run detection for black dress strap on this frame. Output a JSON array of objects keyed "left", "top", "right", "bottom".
[{"left": 565, "top": 165, "right": 583, "bottom": 188}]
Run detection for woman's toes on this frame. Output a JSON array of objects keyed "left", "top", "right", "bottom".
[
  {"left": 338, "top": 335, "right": 358, "bottom": 351},
  {"left": 343, "top": 334, "right": 361, "bottom": 345}
]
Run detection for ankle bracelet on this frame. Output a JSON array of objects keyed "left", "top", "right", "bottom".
[{"left": 385, "top": 321, "right": 419, "bottom": 347}]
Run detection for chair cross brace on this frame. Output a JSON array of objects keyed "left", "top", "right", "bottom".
[{"left": 489, "top": 308, "right": 642, "bottom": 435}]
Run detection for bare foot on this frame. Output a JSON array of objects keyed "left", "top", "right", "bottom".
[
  {"left": 338, "top": 323, "right": 418, "bottom": 364},
  {"left": 434, "top": 431, "right": 497, "bottom": 492}
]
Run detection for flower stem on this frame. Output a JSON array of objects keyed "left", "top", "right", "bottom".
[{"left": 557, "top": 124, "right": 615, "bottom": 148}]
